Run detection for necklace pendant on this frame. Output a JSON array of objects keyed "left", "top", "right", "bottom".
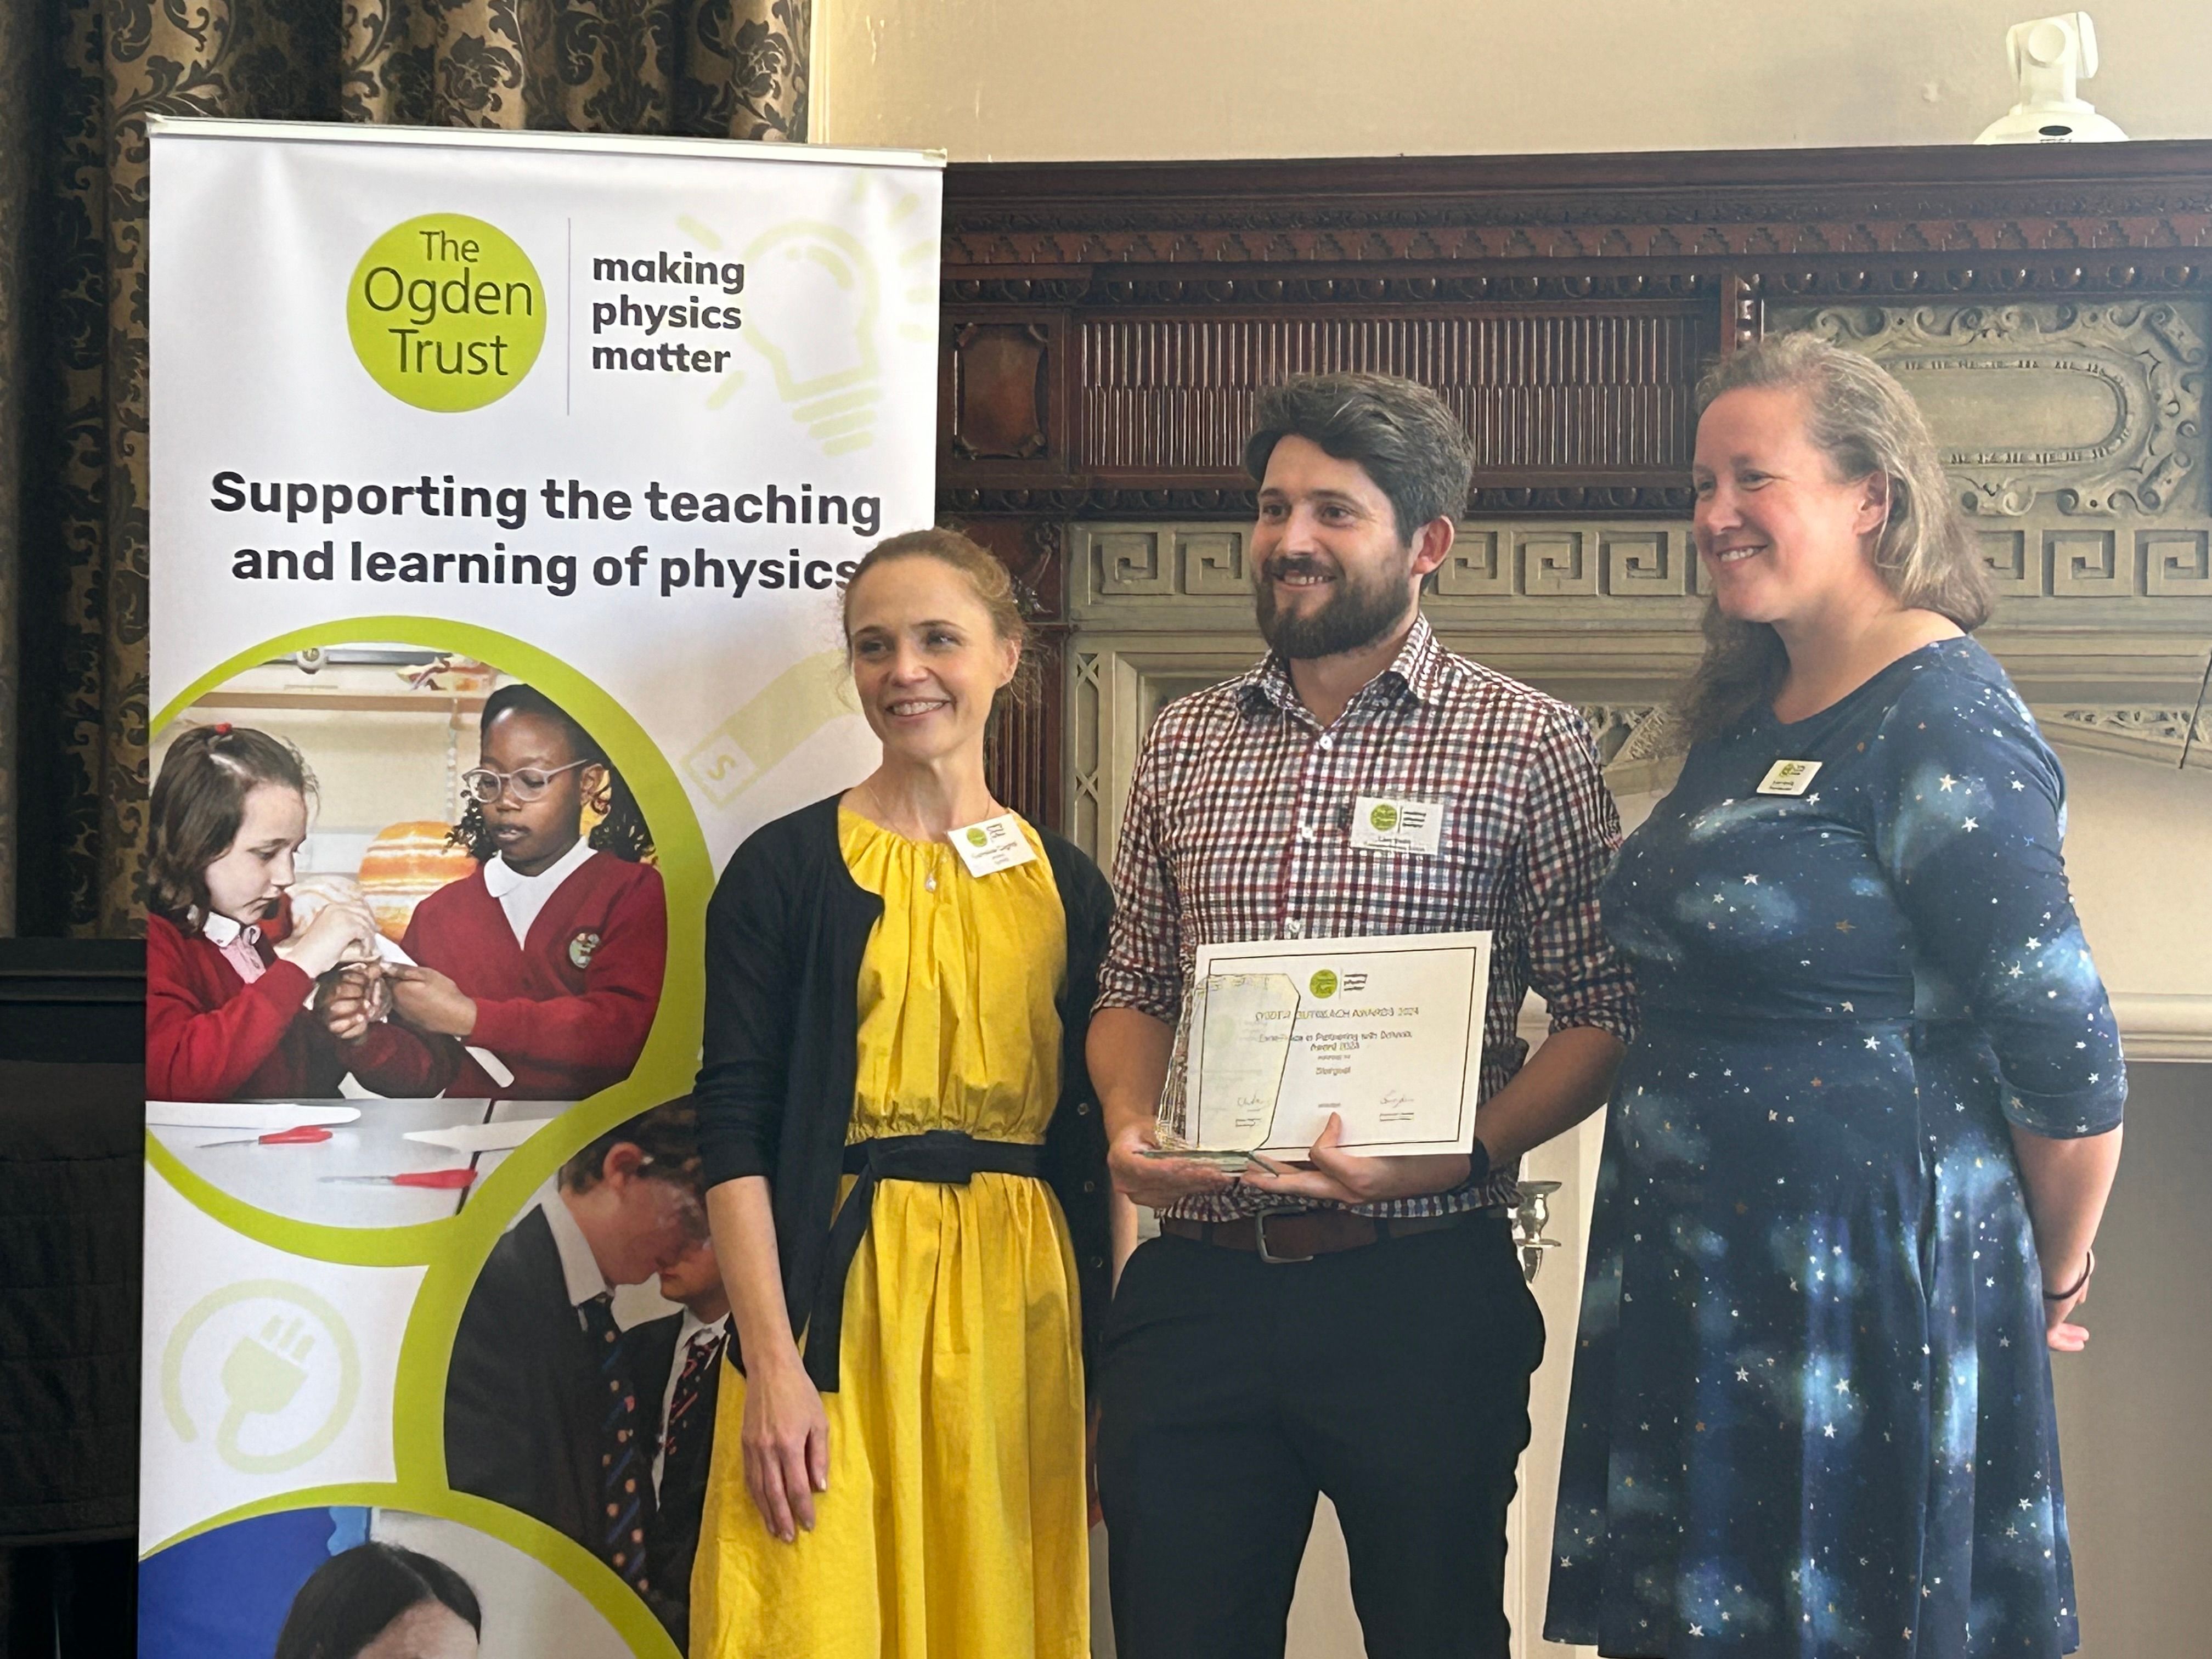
[{"left": 924, "top": 872, "right": 938, "bottom": 891}]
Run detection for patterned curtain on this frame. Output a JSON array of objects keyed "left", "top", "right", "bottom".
[{"left": 0, "top": 0, "right": 809, "bottom": 936}]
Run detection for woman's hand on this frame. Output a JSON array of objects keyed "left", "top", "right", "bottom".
[
  {"left": 741, "top": 1350, "right": 830, "bottom": 1543},
  {"left": 1239, "top": 1113, "right": 1472, "bottom": 1206},
  {"left": 1106, "top": 1121, "right": 1234, "bottom": 1210},
  {"left": 315, "top": 963, "right": 388, "bottom": 1042},
  {"left": 273, "top": 898, "right": 380, "bottom": 980},
  {"left": 2042, "top": 1252, "right": 2094, "bottom": 1353},
  {"left": 387, "top": 964, "right": 478, "bottom": 1037}
]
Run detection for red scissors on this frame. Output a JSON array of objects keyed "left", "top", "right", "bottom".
[
  {"left": 199, "top": 1125, "right": 335, "bottom": 1148},
  {"left": 320, "top": 1168, "right": 478, "bottom": 1190}
]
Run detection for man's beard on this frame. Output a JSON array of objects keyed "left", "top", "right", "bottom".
[{"left": 1252, "top": 553, "right": 1413, "bottom": 659}]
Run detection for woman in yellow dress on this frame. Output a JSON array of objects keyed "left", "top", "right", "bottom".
[{"left": 690, "top": 528, "right": 1112, "bottom": 1658}]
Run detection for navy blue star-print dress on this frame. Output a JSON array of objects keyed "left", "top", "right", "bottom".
[{"left": 1546, "top": 638, "right": 2126, "bottom": 1659}]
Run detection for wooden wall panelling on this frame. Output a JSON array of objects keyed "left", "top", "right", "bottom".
[
  {"left": 1077, "top": 305, "right": 1709, "bottom": 493},
  {"left": 937, "top": 150, "right": 2212, "bottom": 526},
  {"left": 943, "top": 144, "right": 2212, "bottom": 523},
  {"left": 936, "top": 143, "right": 2212, "bottom": 832},
  {"left": 941, "top": 312, "right": 1070, "bottom": 481},
  {"left": 936, "top": 515, "right": 1068, "bottom": 828},
  {"left": 940, "top": 143, "right": 2212, "bottom": 275}
]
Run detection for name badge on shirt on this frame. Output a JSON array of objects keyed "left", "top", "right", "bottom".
[
  {"left": 947, "top": 814, "right": 1036, "bottom": 877},
  {"left": 1347, "top": 795, "right": 1445, "bottom": 855},
  {"left": 1756, "top": 759, "right": 1822, "bottom": 796}
]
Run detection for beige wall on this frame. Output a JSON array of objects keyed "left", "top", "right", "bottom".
[
  {"left": 2055, "top": 747, "right": 2212, "bottom": 1008},
  {"left": 818, "top": 0, "right": 2212, "bottom": 161}
]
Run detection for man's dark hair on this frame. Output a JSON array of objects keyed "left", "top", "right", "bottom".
[
  {"left": 560, "top": 1095, "right": 703, "bottom": 1195},
  {"left": 272, "top": 1541, "right": 481, "bottom": 1659},
  {"left": 1242, "top": 373, "right": 1475, "bottom": 542}
]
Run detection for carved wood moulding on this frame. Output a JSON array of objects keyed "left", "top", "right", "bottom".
[
  {"left": 1079, "top": 310, "right": 1703, "bottom": 478},
  {"left": 939, "top": 142, "right": 2212, "bottom": 526},
  {"left": 943, "top": 482, "right": 1696, "bottom": 517},
  {"left": 947, "top": 321, "right": 1059, "bottom": 462},
  {"left": 936, "top": 145, "right": 2212, "bottom": 828},
  {"left": 944, "top": 144, "right": 2212, "bottom": 279}
]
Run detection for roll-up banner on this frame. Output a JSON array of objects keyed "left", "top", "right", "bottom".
[{"left": 139, "top": 119, "right": 941, "bottom": 1658}]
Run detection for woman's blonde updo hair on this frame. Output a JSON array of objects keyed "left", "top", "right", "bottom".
[
  {"left": 839, "top": 527, "right": 1040, "bottom": 707},
  {"left": 1678, "top": 331, "right": 1993, "bottom": 739}
]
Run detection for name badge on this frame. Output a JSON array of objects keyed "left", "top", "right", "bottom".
[
  {"left": 947, "top": 813, "right": 1036, "bottom": 877},
  {"left": 1756, "top": 759, "right": 1822, "bottom": 797},
  {"left": 1347, "top": 795, "right": 1444, "bottom": 855}
]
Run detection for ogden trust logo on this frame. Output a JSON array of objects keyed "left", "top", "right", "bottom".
[
  {"left": 347, "top": 213, "right": 546, "bottom": 411},
  {"left": 1306, "top": 966, "right": 1369, "bottom": 1000}
]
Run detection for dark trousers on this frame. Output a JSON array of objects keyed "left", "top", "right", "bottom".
[{"left": 1096, "top": 1215, "right": 1542, "bottom": 1659}]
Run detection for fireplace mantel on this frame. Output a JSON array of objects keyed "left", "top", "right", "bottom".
[{"left": 934, "top": 142, "right": 2212, "bottom": 837}]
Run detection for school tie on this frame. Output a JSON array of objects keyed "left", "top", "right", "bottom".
[
  {"left": 580, "top": 1293, "right": 653, "bottom": 1593},
  {"left": 661, "top": 1324, "right": 726, "bottom": 1478}
]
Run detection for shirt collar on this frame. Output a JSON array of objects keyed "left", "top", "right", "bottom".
[
  {"left": 200, "top": 911, "right": 258, "bottom": 947},
  {"left": 483, "top": 834, "right": 596, "bottom": 900},
  {"left": 676, "top": 1308, "right": 724, "bottom": 1353},
  {"left": 541, "top": 1188, "right": 611, "bottom": 1307},
  {"left": 1238, "top": 611, "right": 1444, "bottom": 720}
]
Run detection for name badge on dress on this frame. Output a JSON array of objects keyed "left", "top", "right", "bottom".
[
  {"left": 1756, "top": 759, "right": 1822, "bottom": 796},
  {"left": 1347, "top": 795, "right": 1445, "bottom": 855},
  {"left": 947, "top": 813, "right": 1036, "bottom": 876}
]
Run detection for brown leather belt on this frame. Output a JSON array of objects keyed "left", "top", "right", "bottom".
[{"left": 1160, "top": 1205, "right": 1505, "bottom": 1264}]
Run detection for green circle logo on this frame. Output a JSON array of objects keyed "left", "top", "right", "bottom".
[
  {"left": 1369, "top": 803, "right": 1400, "bottom": 832},
  {"left": 1309, "top": 969, "right": 1338, "bottom": 999},
  {"left": 348, "top": 214, "right": 545, "bottom": 411},
  {"left": 967, "top": 827, "right": 989, "bottom": 847},
  {"left": 160, "top": 1279, "right": 361, "bottom": 1475}
]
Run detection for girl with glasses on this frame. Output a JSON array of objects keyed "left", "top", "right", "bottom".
[{"left": 329, "top": 682, "right": 667, "bottom": 1101}]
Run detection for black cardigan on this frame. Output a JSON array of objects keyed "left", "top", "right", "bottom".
[{"left": 693, "top": 793, "right": 1114, "bottom": 1387}]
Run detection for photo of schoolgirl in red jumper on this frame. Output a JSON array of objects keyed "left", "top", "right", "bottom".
[
  {"left": 146, "top": 725, "right": 383, "bottom": 1101},
  {"left": 331, "top": 684, "right": 665, "bottom": 1101}
]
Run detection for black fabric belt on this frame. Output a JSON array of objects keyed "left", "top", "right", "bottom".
[
  {"left": 1160, "top": 1204, "right": 1506, "bottom": 1263},
  {"left": 803, "top": 1130, "right": 1049, "bottom": 1391}
]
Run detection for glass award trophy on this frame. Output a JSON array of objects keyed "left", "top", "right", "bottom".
[{"left": 1142, "top": 971, "right": 1301, "bottom": 1171}]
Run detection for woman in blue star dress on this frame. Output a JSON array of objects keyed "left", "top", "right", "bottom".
[{"left": 1547, "top": 334, "right": 2125, "bottom": 1659}]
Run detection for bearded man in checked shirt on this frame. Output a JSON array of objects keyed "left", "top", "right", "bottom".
[{"left": 1090, "top": 371, "right": 1639, "bottom": 1659}]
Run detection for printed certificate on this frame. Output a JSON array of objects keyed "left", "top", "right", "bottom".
[{"left": 1155, "top": 930, "right": 1492, "bottom": 1161}]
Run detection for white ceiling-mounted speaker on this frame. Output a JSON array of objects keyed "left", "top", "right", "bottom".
[{"left": 1976, "top": 12, "right": 2128, "bottom": 143}]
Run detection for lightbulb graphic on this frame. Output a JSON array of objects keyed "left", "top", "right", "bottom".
[
  {"left": 679, "top": 182, "right": 937, "bottom": 429},
  {"left": 744, "top": 221, "right": 884, "bottom": 456}
]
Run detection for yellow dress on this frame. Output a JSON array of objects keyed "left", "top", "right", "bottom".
[{"left": 692, "top": 809, "right": 1088, "bottom": 1659}]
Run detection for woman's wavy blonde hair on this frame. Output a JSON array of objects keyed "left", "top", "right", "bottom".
[{"left": 1678, "top": 331, "right": 1992, "bottom": 740}]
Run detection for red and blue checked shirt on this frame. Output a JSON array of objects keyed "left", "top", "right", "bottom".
[{"left": 1096, "top": 612, "right": 1639, "bottom": 1221}]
